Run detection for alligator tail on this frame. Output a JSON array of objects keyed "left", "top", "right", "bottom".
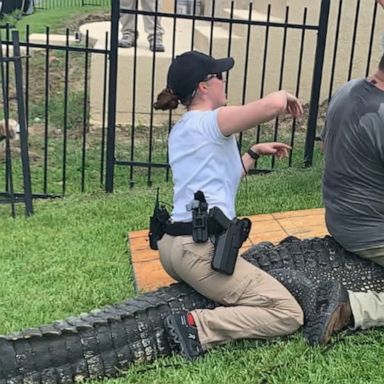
[{"left": 0, "top": 283, "right": 215, "bottom": 383}]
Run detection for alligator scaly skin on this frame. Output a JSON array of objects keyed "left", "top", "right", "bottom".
[
  {"left": 1, "top": 236, "right": 383, "bottom": 383},
  {"left": 0, "top": 284, "right": 216, "bottom": 383},
  {"left": 242, "top": 236, "right": 384, "bottom": 292}
]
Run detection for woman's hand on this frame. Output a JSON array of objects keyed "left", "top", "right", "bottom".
[
  {"left": 252, "top": 142, "right": 291, "bottom": 159},
  {"left": 241, "top": 142, "right": 291, "bottom": 177},
  {"left": 285, "top": 92, "right": 304, "bottom": 118}
]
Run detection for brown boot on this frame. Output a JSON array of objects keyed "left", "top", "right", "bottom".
[{"left": 304, "top": 281, "right": 352, "bottom": 346}]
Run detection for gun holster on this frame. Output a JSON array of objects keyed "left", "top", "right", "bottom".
[
  {"left": 148, "top": 190, "right": 170, "bottom": 250},
  {"left": 149, "top": 207, "right": 170, "bottom": 250},
  {"left": 209, "top": 208, "right": 252, "bottom": 275},
  {"left": 186, "top": 191, "right": 209, "bottom": 243}
]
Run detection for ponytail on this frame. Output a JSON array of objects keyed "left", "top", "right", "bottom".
[{"left": 154, "top": 88, "right": 179, "bottom": 110}]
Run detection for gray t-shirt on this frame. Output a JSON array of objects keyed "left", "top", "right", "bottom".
[{"left": 322, "top": 79, "right": 384, "bottom": 252}]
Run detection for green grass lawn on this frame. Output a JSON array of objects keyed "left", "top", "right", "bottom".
[
  {"left": 0, "top": 4, "right": 383, "bottom": 384},
  {"left": 2, "top": 4, "right": 109, "bottom": 38},
  {"left": 1, "top": 163, "right": 384, "bottom": 384}
]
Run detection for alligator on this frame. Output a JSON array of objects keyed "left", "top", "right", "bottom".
[{"left": 1, "top": 235, "right": 384, "bottom": 383}]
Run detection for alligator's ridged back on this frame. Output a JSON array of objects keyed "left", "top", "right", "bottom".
[
  {"left": 0, "top": 283, "right": 215, "bottom": 383},
  {"left": 242, "top": 236, "right": 384, "bottom": 292},
  {"left": 1, "top": 236, "right": 384, "bottom": 383}
]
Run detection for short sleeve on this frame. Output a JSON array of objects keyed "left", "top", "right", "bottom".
[{"left": 197, "top": 109, "right": 231, "bottom": 143}]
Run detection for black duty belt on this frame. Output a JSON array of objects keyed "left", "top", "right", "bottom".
[{"left": 165, "top": 220, "right": 223, "bottom": 236}]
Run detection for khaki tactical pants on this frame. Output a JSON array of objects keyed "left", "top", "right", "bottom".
[
  {"left": 158, "top": 234, "right": 303, "bottom": 350},
  {"left": 348, "top": 245, "right": 384, "bottom": 330},
  {"left": 120, "top": 0, "right": 164, "bottom": 41}
]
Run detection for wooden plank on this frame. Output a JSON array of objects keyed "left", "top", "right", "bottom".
[
  {"left": 130, "top": 248, "right": 160, "bottom": 262},
  {"left": 133, "top": 259, "right": 175, "bottom": 291},
  {"left": 247, "top": 213, "right": 274, "bottom": 222},
  {"left": 128, "top": 229, "right": 148, "bottom": 239},
  {"left": 284, "top": 225, "right": 329, "bottom": 238},
  {"left": 272, "top": 208, "right": 324, "bottom": 219},
  {"left": 246, "top": 230, "right": 288, "bottom": 246},
  {"left": 249, "top": 219, "right": 285, "bottom": 234},
  {"left": 277, "top": 215, "right": 326, "bottom": 232},
  {"left": 128, "top": 235, "right": 153, "bottom": 252}
]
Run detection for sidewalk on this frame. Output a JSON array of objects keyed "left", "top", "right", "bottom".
[{"left": 128, "top": 207, "right": 328, "bottom": 292}]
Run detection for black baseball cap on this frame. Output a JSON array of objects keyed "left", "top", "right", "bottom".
[{"left": 167, "top": 51, "right": 235, "bottom": 100}]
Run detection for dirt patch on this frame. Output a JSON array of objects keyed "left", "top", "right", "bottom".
[{"left": 278, "top": 99, "right": 328, "bottom": 133}]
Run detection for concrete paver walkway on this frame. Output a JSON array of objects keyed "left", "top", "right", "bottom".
[{"left": 128, "top": 207, "right": 328, "bottom": 292}]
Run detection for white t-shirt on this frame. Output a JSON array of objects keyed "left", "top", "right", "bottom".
[{"left": 169, "top": 109, "right": 243, "bottom": 222}]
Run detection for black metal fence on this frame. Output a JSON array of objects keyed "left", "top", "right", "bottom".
[
  {"left": 0, "top": 19, "right": 113, "bottom": 204},
  {"left": 34, "top": 0, "right": 110, "bottom": 9},
  {"left": 0, "top": 0, "right": 382, "bottom": 214}
]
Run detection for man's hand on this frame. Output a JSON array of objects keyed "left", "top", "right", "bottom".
[
  {"left": 252, "top": 142, "right": 291, "bottom": 159},
  {"left": 285, "top": 92, "right": 304, "bottom": 118},
  {"left": 377, "top": 0, "right": 384, "bottom": 9}
]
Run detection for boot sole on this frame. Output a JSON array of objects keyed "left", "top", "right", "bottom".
[
  {"left": 165, "top": 316, "right": 198, "bottom": 361},
  {"left": 304, "top": 281, "right": 348, "bottom": 346}
]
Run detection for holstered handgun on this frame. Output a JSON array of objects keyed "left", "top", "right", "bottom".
[
  {"left": 209, "top": 207, "right": 252, "bottom": 275},
  {"left": 148, "top": 188, "right": 170, "bottom": 250}
]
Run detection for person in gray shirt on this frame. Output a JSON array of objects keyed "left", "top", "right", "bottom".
[{"left": 321, "top": 51, "right": 384, "bottom": 335}]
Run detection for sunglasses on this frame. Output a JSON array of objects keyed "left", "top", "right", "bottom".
[{"left": 204, "top": 72, "right": 223, "bottom": 81}]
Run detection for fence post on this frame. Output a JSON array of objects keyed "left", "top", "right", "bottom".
[
  {"left": 12, "top": 30, "right": 34, "bottom": 216},
  {"left": 0, "top": 29, "right": 16, "bottom": 217},
  {"left": 105, "top": 0, "right": 119, "bottom": 193},
  {"left": 304, "top": 0, "right": 330, "bottom": 167}
]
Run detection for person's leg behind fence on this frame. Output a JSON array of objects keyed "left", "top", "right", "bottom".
[
  {"left": 141, "top": 0, "right": 165, "bottom": 51},
  {"left": 119, "top": 0, "right": 138, "bottom": 48}
]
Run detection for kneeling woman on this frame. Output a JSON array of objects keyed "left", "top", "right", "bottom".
[{"left": 154, "top": 51, "right": 304, "bottom": 360}]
